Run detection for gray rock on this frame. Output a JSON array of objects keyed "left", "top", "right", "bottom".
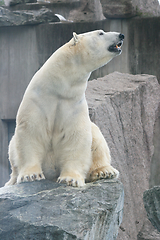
[
  {"left": 132, "top": 0, "right": 160, "bottom": 17},
  {"left": 100, "top": 0, "right": 160, "bottom": 18},
  {"left": 7, "top": 0, "right": 36, "bottom": 7},
  {"left": 0, "top": 179, "right": 124, "bottom": 240},
  {"left": 68, "top": 0, "right": 105, "bottom": 22},
  {"left": 143, "top": 186, "right": 160, "bottom": 232},
  {"left": 149, "top": 103, "right": 160, "bottom": 188},
  {"left": 0, "top": 7, "right": 59, "bottom": 26},
  {"left": 86, "top": 72, "right": 160, "bottom": 240},
  {"left": 137, "top": 218, "right": 160, "bottom": 240},
  {"left": 100, "top": 0, "right": 135, "bottom": 19}
]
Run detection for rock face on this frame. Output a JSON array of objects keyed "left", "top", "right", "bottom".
[
  {"left": 137, "top": 218, "right": 160, "bottom": 240},
  {"left": 143, "top": 186, "right": 160, "bottom": 232},
  {"left": 0, "top": 7, "right": 59, "bottom": 26},
  {"left": 6, "top": 0, "right": 36, "bottom": 7},
  {"left": 100, "top": 0, "right": 135, "bottom": 18},
  {"left": 150, "top": 103, "right": 160, "bottom": 188},
  {"left": 0, "top": 179, "right": 124, "bottom": 240},
  {"left": 86, "top": 72, "right": 160, "bottom": 240},
  {"left": 132, "top": 0, "right": 160, "bottom": 16},
  {"left": 69, "top": 0, "right": 105, "bottom": 22},
  {"left": 100, "top": 0, "right": 160, "bottom": 18}
]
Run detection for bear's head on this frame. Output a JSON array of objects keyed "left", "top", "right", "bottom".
[{"left": 70, "top": 30, "right": 124, "bottom": 72}]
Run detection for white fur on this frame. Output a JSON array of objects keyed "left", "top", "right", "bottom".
[{"left": 5, "top": 30, "right": 122, "bottom": 187}]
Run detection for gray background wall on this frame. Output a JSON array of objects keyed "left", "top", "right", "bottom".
[{"left": 0, "top": 17, "right": 160, "bottom": 187}]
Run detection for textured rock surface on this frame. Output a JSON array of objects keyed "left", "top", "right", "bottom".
[
  {"left": 86, "top": 72, "right": 160, "bottom": 240},
  {"left": 137, "top": 218, "right": 160, "bottom": 240},
  {"left": 150, "top": 103, "right": 160, "bottom": 188},
  {"left": 0, "top": 179, "right": 124, "bottom": 240},
  {"left": 5, "top": 0, "right": 36, "bottom": 7},
  {"left": 100, "top": 0, "right": 135, "bottom": 18},
  {"left": 69, "top": 0, "right": 105, "bottom": 22},
  {"left": 100, "top": 0, "right": 160, "bottom": 18},
  {"left": 132, "top": 0, "right": 160, "bottom": 16},
  {"left": 143, "top": 186, "right": 160, "bottom": 232},
  {"left": 0, "top": 7, "right": 59, "bottom": 26}
]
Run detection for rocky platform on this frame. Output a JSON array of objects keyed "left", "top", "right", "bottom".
[{"left": 0, "top": 179, "right": 124, "bottom": 240}]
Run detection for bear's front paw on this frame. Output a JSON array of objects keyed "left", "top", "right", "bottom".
[
  {"left": 17, "top": 172, "right": 45, "bottom": 184},
  {"left": 89, "top": 165, "right": 119, "bottom": 182},
  {"left": 57, "top": 175, "right": 85, "bottom": 187}
]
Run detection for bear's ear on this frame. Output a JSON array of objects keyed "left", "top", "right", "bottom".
[{"left": 73, "top": 32, "right": 79, "bottom": 45}]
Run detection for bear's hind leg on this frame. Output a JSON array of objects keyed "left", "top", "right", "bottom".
[
  {"left": 5, "top": 136, "right": 18, "bottom": 186},
  {"left": 86, "top": 122, "right": 119, "bottom": 182},
  {"left": 5, "top": 164, "right": 18, "bottom": 186}
]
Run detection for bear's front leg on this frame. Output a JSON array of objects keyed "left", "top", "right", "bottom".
[
  {"left": 57, "top": 170, "right": 85, "bottom": 187},
  {"left": 11, "top": 130, "right": 46, "bottom": 184},
  {"left": 55, "top": 112, "right": 92, "bottom": 187},
  {"left": 57, "top": 148, "right": 92, "bottom": 187},
  {"left": 17, "top": 164, "right": 45, "bottom": 183},
  {"left": 86, "top": 122, "right": 119, "bottom": 182},
  {"left": 56, "top": 128, "right": 92, "bottom": 187}
]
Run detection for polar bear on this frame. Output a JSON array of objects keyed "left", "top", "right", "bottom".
[{"left": 5, "top": 30, "right": 124, "bottom": 187}]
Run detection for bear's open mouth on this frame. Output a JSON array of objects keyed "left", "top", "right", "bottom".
[{"left": 108, "top": 40, "right": 123, "bottom": 53}]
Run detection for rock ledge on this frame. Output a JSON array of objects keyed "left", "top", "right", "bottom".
[{"left": 0, "top": 179, "right": 124, "bottom": 240}]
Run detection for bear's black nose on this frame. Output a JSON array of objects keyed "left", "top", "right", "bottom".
[{"left": 119, "top": 33, "right": 124, "bottom": 40}]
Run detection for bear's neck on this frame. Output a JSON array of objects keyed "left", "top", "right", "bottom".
[
  {"left": 43, "top": 44, "right": 92, "bottom": 83},
  {"left": 34, "top": 51, "right": 91, "bottom": 101}
]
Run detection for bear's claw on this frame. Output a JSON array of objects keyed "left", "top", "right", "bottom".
[
  {"left": 57, "top": 176, "right": 85, "bottom": 187},
  {"left": 89, "top": 165, "right": 119, "bottom": 182},
  {"left": 17, "top": 172, "right": 45, "bottom": 183}
]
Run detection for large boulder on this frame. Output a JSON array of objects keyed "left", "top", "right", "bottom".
[
  {"left": 86, "top": 72, "right": 160, "bottom": 240},
  {"left": 100, "top": 0, "right": 135, "bottom": 18},
  {"left": 0, "top": 179, "right": 124, "bottom": 240},
  {"left": 100, "top": 0, "right": 160, "bottom": 18},
  {"left": 149, "top": 103, "right": 160, "bottom": 188},
  {"left": 0, "top": 6, "right": 59, "bottom": 26},
  {"left": 68, "top": 0, "right": 105, "bottom": 22},
  {"left": 5, "top": 0, "right": 36, "bottom": 7},
  {"left": 132, "top": 0, "right": 160, "bottom": 16},
  {"left": 137, "top": 218, "right": 160, "bottom": 240},
  {"left": 143, "top": 186, "right": 160, "bottom": 232}
]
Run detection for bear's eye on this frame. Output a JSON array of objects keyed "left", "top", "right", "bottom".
[{"left": 99, "top": 32, "right": 104, "bottom": 36}]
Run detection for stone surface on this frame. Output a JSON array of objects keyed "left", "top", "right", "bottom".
[
  {"left": 4, "top": 0, "right": 79, "bottom": 7},
  {"left": 0, "top": 6, "right": 59, "bottom": 26},
  {"left": 132, "top": 0, "right": 160, "bottom": 17},
  {"left": 100, "top": 0, "right": 160, "bottom": 18},
  {"left": 68, "top": 0, "right": 105, "bottom": 22},
  {"left": 5, "top": 0, "right": 36, "bottom": 7},
  {"left": 86, "top": 72, "right": 160, "bottom": 240},
  {"left": 100, "top": 0, "right": 135, "bottom": 19},
  {"left": 137, "top": 218, "right": 160, "bottom": 240},
  {"left": 149, "top": 103, "right": 160, "bottom": 188},
  {"left": 143, "top": 186, "right": 160, "bottom": 232},
  {"left": 0, "top": 179, "right": 124, "bottom": 240}
]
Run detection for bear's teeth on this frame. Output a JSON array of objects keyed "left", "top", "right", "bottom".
[{"left": 116, "top": 44, "right": 121, "bottom": 49}]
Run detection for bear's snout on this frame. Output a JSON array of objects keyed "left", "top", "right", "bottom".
[{"left": 119, "top": 33, "right": 125, "bottom": 40}]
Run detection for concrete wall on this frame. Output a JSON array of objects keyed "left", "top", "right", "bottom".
[
  {"left": 129, "top": 17, "right": 160, "bottom": 82},
  {"left": 0, "top": 17, "right": 160, "bottom": 187}
]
